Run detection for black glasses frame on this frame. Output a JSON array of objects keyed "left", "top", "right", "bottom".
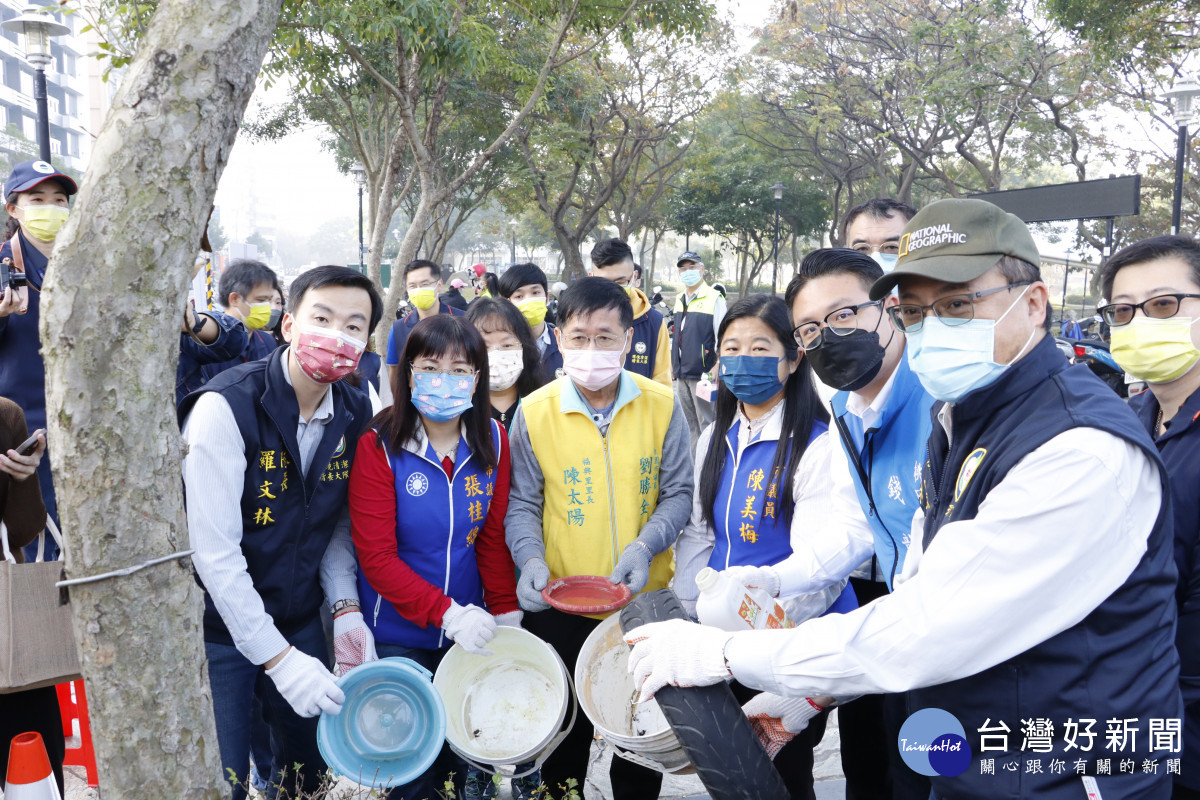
[
  {"left": 887, "top": 282, "right": 1032, "bottom": 333},
  {"left": 1098, "top": 293, "right": 1200, "bottom": 327},
  {"left": 793, "top": 300, "right": 885, "bottom": 351}
]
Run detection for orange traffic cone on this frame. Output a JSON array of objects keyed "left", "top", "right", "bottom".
[{"left": 5, "top": 732, "right": 62, "bottom": 800}]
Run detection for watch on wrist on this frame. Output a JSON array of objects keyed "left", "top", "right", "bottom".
[{"left": 330, "top": 598, "right": 358, "bottom": 616}]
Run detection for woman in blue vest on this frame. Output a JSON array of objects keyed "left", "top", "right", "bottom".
[
  {"left": 674, "top": 293, "right": 856, "bottom": 799},
  {"left": 465, "top": 298, "right": 548, "bottom": 432},
  {"left": 348, "top": 315, "right": 520, "bottom": 800}
]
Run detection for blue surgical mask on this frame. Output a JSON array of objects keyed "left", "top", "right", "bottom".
[
  {"left": 680, "top": 269, "right": 702, "bottom": 287},
  {"left": 871, "top": 252, "right": 898, "bottom": 272},
  {"left": 906, "top": 286, "right": 1034, "bottom": 403},
  {"left": 411, "top": 371, "right": 475, "bottom": 422},
  {"left": 719, "top": 355, "right": 785, "bottom": 405}
]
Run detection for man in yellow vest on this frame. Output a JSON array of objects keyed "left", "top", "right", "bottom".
[{"left": 506, "top": 277, "right": 693, "bottom": 800}]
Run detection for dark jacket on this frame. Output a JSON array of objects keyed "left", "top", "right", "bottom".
[{"left": 176, "top": 310, "right": 248, "bottom": 405}]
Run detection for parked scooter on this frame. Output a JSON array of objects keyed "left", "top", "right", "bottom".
[{"left": 1071, "top": 337, "right": 1129, "bottom": 398}]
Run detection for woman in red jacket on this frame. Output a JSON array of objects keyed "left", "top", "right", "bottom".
[{"left": 348, "top": 315, "right": 519, "bottom": 800}]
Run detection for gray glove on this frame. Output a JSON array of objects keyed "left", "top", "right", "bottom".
[
  {"left": 517, "top": 557, "right": 551, "bottom": 612},
  {"left": 610, "top": 541, "right": 654, "bottom": 594}
]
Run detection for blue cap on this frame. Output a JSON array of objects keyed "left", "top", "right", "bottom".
[
  {"left": 676, "top": 251, "right": 702, "bottom": 267},
  {"left": 4, "top": 160, "right": 77, "bottom": 198}
]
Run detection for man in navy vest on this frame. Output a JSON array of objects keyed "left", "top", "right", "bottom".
[
  {"left": 386, "top": 259, "right": 462, "bottom": 387},
  {"left": 181, "top": 265, "right": 383, "bottom": 799},
  {"left": 1100, "top": 234, "right": 1200, "bottom": 800},
  {"left": 627, "top": 199, "right": 1182, "bottom": 799},
  {"left": 589, "top": 238, "right": 671, "bottom": 386},
  {"left": 498, "top": 262, "right": 562, "bottom": 378}
]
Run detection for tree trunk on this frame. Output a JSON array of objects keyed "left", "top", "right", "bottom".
[
  {"left": 38, "top": 0, "right": 282, "bottom": 797},
  {"left": 555, "top": 225, "right": 586, "bottom": 281}
]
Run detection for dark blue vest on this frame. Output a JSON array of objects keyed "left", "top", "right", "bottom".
[
  {"left": 541, "top": 322, "right": 563, "bottom": 378},
  {"left": 200, "top": 328, "right": 278, "bottom": 383},
  {"left": 625, "top": 307, "right": 663, "bottom": 380},
  {"left": 911, "top": 337, "right": 1181, "bottom": 799},
  {"left": 360, "top": 422, "right": 502, "bottom": 650},
  {"left": 180, "top": 347, "right": 372, "bottom": 645}
]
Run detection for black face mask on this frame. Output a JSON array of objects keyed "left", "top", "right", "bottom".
[{"left": 806, "top": 327, "right": 891, "bottom": 392}]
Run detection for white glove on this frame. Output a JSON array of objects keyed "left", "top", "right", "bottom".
[
  {"left": 624, "top": 619, "right": 733, "bottom": 703},
  {"left": 442, "top": 601, "right": 497, "bottom": 655},
  {"left": 265, "top": 647, "right": 345, "bottom": 718},
  {"left": 516, "top": 557, "right": 551, "bottom": 612},
  {"left": 742, "top": 693, "right": 823, "bottom": 759},
  {"left": 723, "top": 565, "right": 781, "bottom": 597},
  {"left": 332, "top": 610, "right": 378, "bottom": 674},
  {"left": 610, "top": 541, "right": 653, "bottom": 593},
  {"left": 494, "top": 610, "right": 524, "bottom": 628}
]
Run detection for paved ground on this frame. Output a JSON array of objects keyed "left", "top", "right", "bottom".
[{"left": 51, "top": 710, "right": 846, "bottom": 799}]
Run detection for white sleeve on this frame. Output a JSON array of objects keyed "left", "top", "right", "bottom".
[
  {"left": 776, "top": 431, "right": 853, "bottom": 622},
  {"left": 672, "top": 425, "right": 718, "bottom": 611},
  {"left": 771, "top": 431, "right": 876, "bottom": 596},
  {"left": 725, "top": 428, "right": 1160, "bottom": 697},
  {"left": 183, "top": 393, "right": 290, "bottom": 665},
  {"left": 712, "top": 295, "right": 727, "bottom": 341},
  {"left": 319, "top": 508, "right": 360, "bottom": 606}
]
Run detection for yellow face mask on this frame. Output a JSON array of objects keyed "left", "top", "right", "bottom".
[
  {"left": 243, "top": 302, "right": 273, "bottom": 330},
  {"left": 516, "top": 297, "right": 547, "bottom": 327},
  {"left": 410, "top": 287, "right": 437, "bottom": 310},
  {"left": 1110, "top": 316, "right": 1200, "bottom": 384},
  {"left": 20, "top": 206, "right": 69, "bottom": 242}
]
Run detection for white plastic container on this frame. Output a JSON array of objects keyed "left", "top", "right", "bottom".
[{"left": 694, "top": 567, "right": 796, "bottom": 631}]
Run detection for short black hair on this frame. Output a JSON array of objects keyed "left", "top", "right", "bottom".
[
  {"left": 590, "top": 238, "right": 634, "bottom": 268},
  {"left": 219, "top": 259, "right": 278, "bottom": 306},
  {"left": 288, "top": 265, "right": 383, "bottom": 332},
  {"left": 785, "top": 248, "right": 883, "bottom": 309},
  {"left": 633, "top": 263, "right": 643, "bottom": 280},
  {"left": 497, "top": 263, "right": 548, "bottom": 298},
  {"left": 1100, "top": 234, "right": 1200, "bottom": 300},
  {"left": 403, "top": 259, "right": 441, "bottom": 283},
  {"left": 841, "top": 198, "right": 917, "bottom": 242},
  {"left": 557, "top": 276, "right": 634, "bottom": 330}
]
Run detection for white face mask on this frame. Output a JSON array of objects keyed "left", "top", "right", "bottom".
[{"left": 488, "top": 349, "right": 524, "bottom": 391}]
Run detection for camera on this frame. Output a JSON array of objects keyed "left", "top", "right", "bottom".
[{"left": 0, "top": 257, "right": 25, "bottom": 291}]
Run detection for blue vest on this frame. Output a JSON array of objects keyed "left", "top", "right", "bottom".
[
  {"left": 625, "top": 307, "right": 663, "bottom": 380},
  {"left": 1132, "top": 385, "right": 1200, "bottom": 790},
  {"left": 360, "top": 421, "right": 503, "bottom": 650},
  {"left": 708, "top": 419, "right": 856, "bottom": 616},
  {"left": 541, "top": 323, "right": 563, "bottom": 378},
  {"left": 830, "top": 354, "right": 934, "bottom": 589},
  {"left": 911, "top": 338, "right": 1181, "bottom": 799},
  {"left": 388, "top": 302, "right": 463, "bottom": 365},
  {"left": 179, "top": 347, "right": 373, "bottom": 645}
]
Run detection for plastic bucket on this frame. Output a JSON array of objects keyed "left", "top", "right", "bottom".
[
  {"left": 317, "top": 657, "right": 446, "bottom": 789},
  {"left": 575, "top": 614, "right": 691, "bottom": 774},
  {"left": 433, "top": 627, "right": 575, "bottom": 777}
]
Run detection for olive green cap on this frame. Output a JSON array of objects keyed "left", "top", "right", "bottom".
[{"left": 869, "top": 198, "right": 1041, "bottom": 300}]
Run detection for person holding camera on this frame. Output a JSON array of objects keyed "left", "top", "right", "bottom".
[{"left": 0, "top": 160, "right": 77, "bottom": 527}]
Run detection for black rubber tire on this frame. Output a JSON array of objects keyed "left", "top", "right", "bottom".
[{"left": 619, "top": 589, "right": 789, "bottom": 800}]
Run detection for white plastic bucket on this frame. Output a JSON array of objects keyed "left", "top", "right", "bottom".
[
  {"left": 433, "top": 627, "right": 575, "bottom": 777},
  {"left": 575, "top": 614, "right": 692, "bottom": 774}
]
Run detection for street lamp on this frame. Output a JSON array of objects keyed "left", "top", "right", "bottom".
[
  {"left": 771, "top": 182, "right": 784, "bottom": 295},
  {"left": 509, "top": 219, "right": 518, "bottom": 264},
  {"left": 350, "top": 162, "right": 366, "bottom": 272},
  {"left": 2, "top": 7, "right": 69, "bottom": 164},
  {"left": 1165, "top": 77, "right": 1200, "bottom": 235}
]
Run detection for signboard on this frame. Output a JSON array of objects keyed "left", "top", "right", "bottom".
[{"left": 967, "top": 176, "right": 1141, "bottom": 223}]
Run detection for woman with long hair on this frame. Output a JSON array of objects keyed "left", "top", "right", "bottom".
[
  {"left": 347, "top": 314, "right": 520, "bottom": 800},
  {"left": 673, "top": 293, "right": 856, "bottom": 799},
  {"left": 465, "top": 298, "right": 548, "bottom": 431}
]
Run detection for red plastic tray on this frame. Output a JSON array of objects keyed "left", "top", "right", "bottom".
[{"left": 542, "top": 575, "right": 633, "bottom": 615}]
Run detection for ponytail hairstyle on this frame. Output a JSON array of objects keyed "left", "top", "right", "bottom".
[
  {"left": 374, "top": 315, "right": 497, "bottom": 469},
  {"left": 698, "top": 294, "right": 828, "bottom": 531}
]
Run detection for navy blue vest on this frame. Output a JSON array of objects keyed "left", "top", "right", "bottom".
[
  {"left": 625, "top": 307, "right": 663, "bottom": 380},
  {"left": 911, "top": 337, "right": 1181, "bottom": 799},
  {"left": 180, "top": 347, "right": 372, "bottom": 645},
  {"left": 360, "top": 422, "right": 502, "bottom": 650}
]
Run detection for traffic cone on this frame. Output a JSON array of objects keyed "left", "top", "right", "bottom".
[{"left": 5, "top": 732, "right": 62, "bottom": 800}]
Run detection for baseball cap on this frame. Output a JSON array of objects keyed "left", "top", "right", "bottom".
[
  {"left": 677, "top": 251, "right": 702, "bottom": 267},
  {"left": 471, "top": 263, "right": 487, "bottom": 277},
  {"left": 4, "top": 160, "right": 77, "bottom": 198},
  {"left": 869, "top": 198, "right": 1040, "bottom": 300},
  {"left": 450, "top": 278, "right": 465, "bottom": 289}
]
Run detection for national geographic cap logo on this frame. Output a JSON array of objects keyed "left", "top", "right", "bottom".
[{"left": 898, "top": 224, "right": 969, "bottom": 259}]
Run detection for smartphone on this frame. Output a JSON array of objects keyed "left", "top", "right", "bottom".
[{"left": 15, "top": 428, "right": 45, "bottom": 455}]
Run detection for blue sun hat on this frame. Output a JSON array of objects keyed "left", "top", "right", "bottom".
[{"left": 317, "top": 657, "right": 446, "bottom": 788}]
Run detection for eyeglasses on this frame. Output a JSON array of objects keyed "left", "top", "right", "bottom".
[
  {"left": 887, "top": 282, "right": 1031, "bottom": 333},
  {"left": 561, "top": 332, "right": 627, "bottom": 351},
  {"left": 406, "top": 280, "right": 438, "bottom": 292},
  {"left": 852, "top": 243, "right": 900, "bottom": 256},
  {"left": 410, "top": 363, "right": 477, "bottom": 378},
  {"left": 793, "top": 300, "right": 884, "bottom": 351},
  {"left": 1098, "top": 293, "right": 1200, "bottom": 327}
]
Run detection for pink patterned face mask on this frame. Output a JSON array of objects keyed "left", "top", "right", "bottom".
[{"left": 292, "top": 325, "right": 367, "bottom": 384}]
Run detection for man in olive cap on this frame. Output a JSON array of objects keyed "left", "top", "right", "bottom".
[{"left": 624, "top": 199, "right": 1182, "bottom": 799}]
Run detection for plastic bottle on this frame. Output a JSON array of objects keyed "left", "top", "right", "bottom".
[{"left": 694, "top": 567, "right": 796, "bottom": 632}]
